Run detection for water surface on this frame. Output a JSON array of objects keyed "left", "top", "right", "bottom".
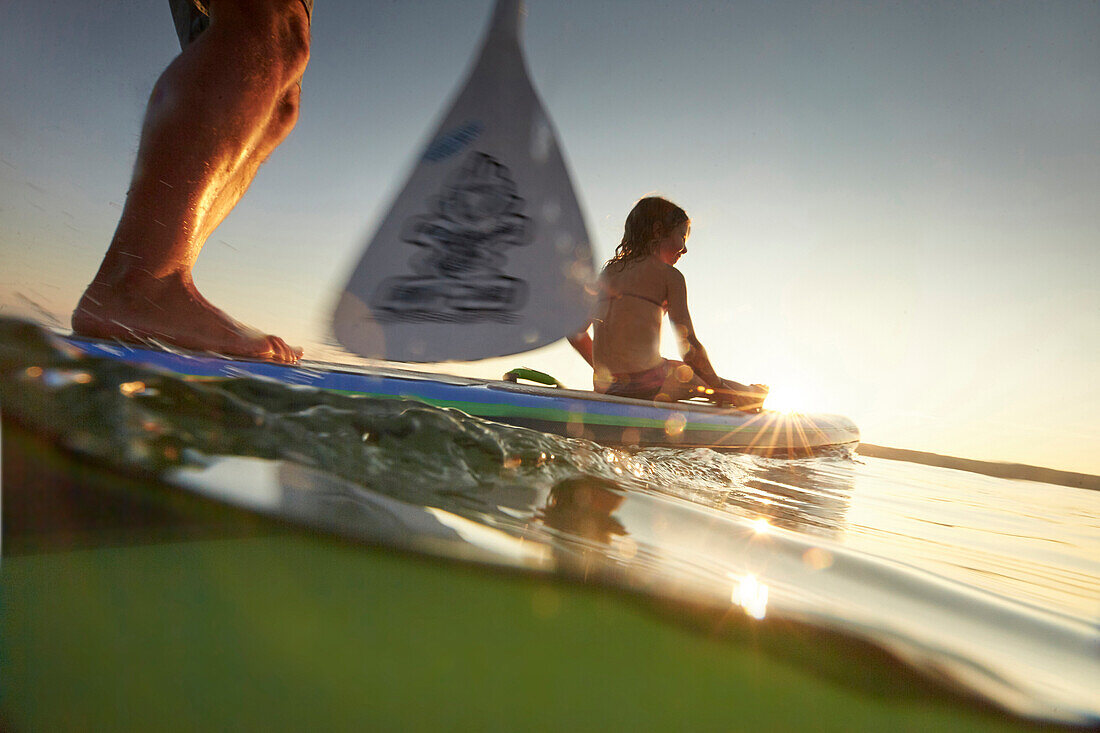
[{"left": 1, "top": 317, "right": 1097, "bottom": 726}]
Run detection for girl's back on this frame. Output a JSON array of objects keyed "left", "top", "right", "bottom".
[{"left": 592, "top": 258, "right": 671, "bottom": 374}]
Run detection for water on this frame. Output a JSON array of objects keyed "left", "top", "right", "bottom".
[{"left": 1, "top": 317, "right": 1097, "bottom": 726}]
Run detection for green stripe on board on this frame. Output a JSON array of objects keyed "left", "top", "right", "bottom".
[{"left": 316, "top": 389, "right": 769, "bottom": 435}]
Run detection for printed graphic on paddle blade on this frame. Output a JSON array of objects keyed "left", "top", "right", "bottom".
[{"left": 333, "top": 0, "right": 595, "bottom": 362}]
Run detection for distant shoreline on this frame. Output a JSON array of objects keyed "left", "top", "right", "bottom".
[{"left": 856, "top": 444, "right": 1099, "bottom": 491}]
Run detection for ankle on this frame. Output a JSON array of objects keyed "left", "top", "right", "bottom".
[{"left": 95, "top": 267, "right": 191, "bottom": 295}]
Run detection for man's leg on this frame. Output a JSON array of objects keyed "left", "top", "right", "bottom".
[{"left": 72, "top": 0, "right": 310, "bottom": 362}]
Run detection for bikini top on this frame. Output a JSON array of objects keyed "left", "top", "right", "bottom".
[{"left": 598, "top": 291, "right": 668, "bottom": 312}]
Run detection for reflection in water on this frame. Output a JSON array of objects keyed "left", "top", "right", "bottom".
[
  {"left": 731, "top": 573, "right": 769, "bottom": 620},
  {"left": 537, "top": 476, "right": 626, "bottom": 546},
  {"left": 741, "top": 458, "right": 854, "bottom": 536},
  {"left": 533, "top": 476, "right": 632, "bottom": 582},
  {"left": 528, "top": 461, "right": 849, "bottom": 630},
  {"left": 623, "top": 447, "right": 856, "bottom": 539}
]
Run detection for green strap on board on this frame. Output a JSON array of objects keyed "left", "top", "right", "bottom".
[{"left": 502, "top": 367, "right": 563, "bottom": 388}]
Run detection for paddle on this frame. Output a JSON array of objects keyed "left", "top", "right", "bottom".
[{"left": 332, "top": 0, "right": 596, "bottom": 362}]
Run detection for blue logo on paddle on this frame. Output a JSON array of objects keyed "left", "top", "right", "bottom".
[{"left": 423, "top": 121, "right": 484, "bottom": 162}]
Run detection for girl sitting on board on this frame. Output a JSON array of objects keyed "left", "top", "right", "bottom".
[{"left": 568, "top": 196, "right": 768, "bottom": 410}]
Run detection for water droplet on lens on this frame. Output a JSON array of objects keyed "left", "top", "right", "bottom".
[
  {"left": 664, "top": 413, "right": 686, "bottom": 437},
  {"left": 119, "top": 381, "right": 146, "bottom": 397}
]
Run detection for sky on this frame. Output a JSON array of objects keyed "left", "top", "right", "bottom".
[{"left": 1, "top": 1, "right": 1097, "bottom": 474}]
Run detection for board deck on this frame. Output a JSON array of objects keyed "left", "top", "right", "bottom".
[{"left": 65, "top": 335, "right": 859, "bottom": 455}]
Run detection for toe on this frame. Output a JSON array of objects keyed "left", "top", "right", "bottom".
[
  {"left": 261, "top": 335, "right": 287, "bottom": 363},
  {"left": 266, "top": 336, "right": 302, "bottom": 364}
]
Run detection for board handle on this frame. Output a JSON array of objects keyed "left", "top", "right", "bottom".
[{"left": 503, "top": 367, "right": 564, "bottom": 388}]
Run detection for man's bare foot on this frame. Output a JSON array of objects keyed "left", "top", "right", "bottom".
[{"left": 72, "top": 271, "right": 302, "bottom": 364}]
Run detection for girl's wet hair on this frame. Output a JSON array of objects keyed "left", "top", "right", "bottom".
[{"left": 605, "top": 196, "right": 689, "bottom": 271}]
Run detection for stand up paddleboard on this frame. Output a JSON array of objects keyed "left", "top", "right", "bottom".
[{"left": 65, "top": 336, "right": 859, "bottom": 456}]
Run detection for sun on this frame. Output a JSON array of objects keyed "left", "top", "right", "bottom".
[{"left": 761, "top": 382, "right": 810, "bottom": 413}]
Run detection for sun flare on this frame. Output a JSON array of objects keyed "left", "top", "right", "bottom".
[{"left": 761, "top": 383, "right": 808, "bottom": 413}]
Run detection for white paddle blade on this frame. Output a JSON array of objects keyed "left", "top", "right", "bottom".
[{"left": 333, "top": 0, "right": 595, "bottom": 362}]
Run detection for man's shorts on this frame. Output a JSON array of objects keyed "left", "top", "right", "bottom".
[{"left": 169, "top": 0, "right": 314, "bottom": 49}]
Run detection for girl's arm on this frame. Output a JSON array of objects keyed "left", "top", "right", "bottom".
[
  {"left": 664, "top": 268, "right": 723, "bottom": 389},
  {"left": 666, "top": 267, "right": 769, "bottom": 410},
  {"left": 568, "top": 272, "right": 606, "bottom": 369},
  {"left": 567, "top": 328, "right": 594, "bottom": 367}
]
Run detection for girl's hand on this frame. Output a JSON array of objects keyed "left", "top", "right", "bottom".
[{"left": 713, "top": 381, "right": 769, "bottom": 411}]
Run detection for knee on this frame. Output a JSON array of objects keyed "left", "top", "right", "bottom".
[
  {"left": 266, "top": 86, "right": 301, "bottom": 142},
  {"left": 211, "top": 0, "right": 311, "bottom": 87}
]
